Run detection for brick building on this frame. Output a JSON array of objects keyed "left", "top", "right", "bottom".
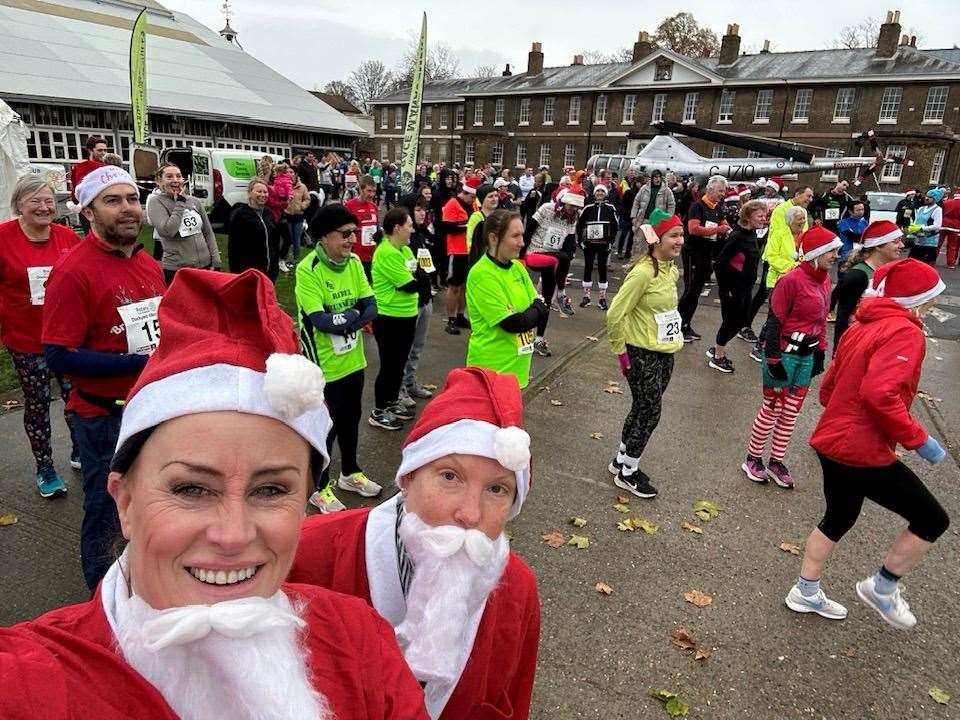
[{"left": 370, "top": 11, "right": 960, "bottom": 191}]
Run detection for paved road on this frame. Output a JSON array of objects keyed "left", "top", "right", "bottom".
[{"left": 1, "top": 258, "right": 957, "bottom": 719}]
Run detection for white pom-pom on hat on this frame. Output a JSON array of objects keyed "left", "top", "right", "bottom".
[
  {"left": 263, "top": 353, "right": 326, "bottom": 419},
  {"left": 493, "top": 426, "right": 530, "bottom": 472}
]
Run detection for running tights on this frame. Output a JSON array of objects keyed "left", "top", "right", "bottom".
[
  {"left": 523, "top": 253, "right": 558, "bottom": 336},
  {"left": 621, "top": 346, "right": 674, "bottom": 460},
  {"left": 319, "top": 369, "right": 364, "bottom": 488},
  {"left": 747, "top": 387, "right": 807, "bottom": 461},
  {"left": 582, "top": 244, "right": 609, "bottom": 285}
]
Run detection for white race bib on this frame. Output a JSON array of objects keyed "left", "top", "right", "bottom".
[
  {"left": 517, "top": 329, "right": 535, "bottom": 355},
  {"left": 655, "top": 309, "right": 682, "bottom": 344},
  {"left": 361, "top": 225, "right": 377, "bottom": 247},
  {"left": 903, "top": 208, "right": 913, "bottom": 219},
  {"left": 417, "top": 247, "right": 436, "bottom": 273},
  {"left": 542, "top": 229, "right": 565, "bottom": 250},
  {"left": 116, "top": 296, "right": 162, "bottom": 355},
  {"left": 178, "top": 208, "right": 202, "bottom": 237},
  {"left": 26, "top": 266, "right": 53, "bottom": 306},
  {"left": 329, "top": 331, "right": 359, "bottom": 355},
  {"left": 825, "top": 207, "right": 840, "bottom": 221},
  {"left": 405, "top": 258, "right": 418, "bottom": 273},
  {"left": 586, "top": 223, "right": 605, "bottom": 240}
]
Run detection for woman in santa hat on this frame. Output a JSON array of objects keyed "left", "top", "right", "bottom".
[
  {"left": 832, "top": 219, "right": 904, "bottom": 350},
  {"left": 289, "top": 366, "right": 541, "bottom": 720},
  {"left": 0, "top": 269, "right": 428, "bottom": 720},
  {"left": 742, "top": 225, "right": 841, "bottom": 489},
  {"left": 784, "top": 259, "right": 948, "bottom": 629}
]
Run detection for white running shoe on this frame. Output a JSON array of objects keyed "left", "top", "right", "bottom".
[
  {"left": 856, "top": 576, "right": 917, "bottom": 630},
  {"left": 784, "top": 585, "right": 848, "bottom": 620},
  {"left": 336, "top": 471, "right": 382, "bottom": 498},
  {"left": 308, "top": 487, "right": 346, "bottom": 513}
]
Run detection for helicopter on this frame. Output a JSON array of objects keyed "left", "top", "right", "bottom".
[{"left": 587, "top": 122, "right": 904, "bottom": 188}]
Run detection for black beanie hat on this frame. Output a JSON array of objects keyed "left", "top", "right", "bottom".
[
  {"left": 309, "top": 203, "right": 359, "bottom": 239},
  {"left": 476, "top": 183, "right": 496, "bottom": 203}
]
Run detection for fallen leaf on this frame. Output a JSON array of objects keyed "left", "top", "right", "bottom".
[
  {"left": 550, "top": 399, "right": 564, "bottom": 406},
  {"left": 541, "top": 531, "right": 565, "bottom": 548},
  {"left": 840, "top": 646, "right": 858, "bottom": 659},
  {"left": 421, "top": 384, "right": 438, "bottom": 391},
  {"left": 684, "top": 590, "right": 713, "bottom": 608},
  {"left": 589, "top": 431, "right": 604, "bottom": 440},
  {"left": 569, "top": 517, "right": 588, "bottom": 528},
  {"left": 603, "top": 386, "right": 624, "bottom": 394},
  {"left": 633, "top": 518, "right": 660, "bottom": 534},
  {"left": 649, "top": 689, "right": 690, "bottom": 717},
  {"left": 694, "top": 648, "right": 712, "bottom": 662},
  {"left": 779, "top": 542, "right": 802, "bottom": 556},
  {"left": 613, "top": 503, "right": 631, "bottom": 513},
  {"left": 670, "top": 629, "right": 697, "bottom": 651},
  {"left": 680, "top": 521, "right": 703, "bottom": 535},
  {"left": 2, "top": 399, "right": 21, "bottom": 410},
  {"left": 692, "top": 500, "right": 722, "bottom": 518},
  {"left": 585, "top": 335, "right": 599, "bottom": 342},
  {"left": 606, "top": 380, "right": 620, "bottom": 386},
  {"left": 694, "top": 509, "right": 712, "bottom": 522},
  {"left": 929, "top": 688, "right": 951, "bottom": 705},
  {"left": 594, "top": 581, "right": 614, "bottom": 595},
  {"left": 0, "top": 513, "right": 18, "bottom": 526},
  {"left": 616, "top": 495, "right": 631, "bottom": 504},
  {"left": 567, "top": 534, "right": 590, "bottom": 549}
]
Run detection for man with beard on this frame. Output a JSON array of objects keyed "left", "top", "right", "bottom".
[
  {"left": 2, "top": 268, "right": 428, "bottom": 720},
  {"left": 42, "top": 167, "right": 166, "bottom": 591},
  {"left": 289, "top": 367, "right": 541, "bottom": 719}
]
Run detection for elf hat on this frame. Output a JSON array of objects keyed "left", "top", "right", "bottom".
[
  {"left": 639, "top": 208, "right": 682, "bottom": 244},
  {"left": 861, "top": 220, "right": 903, "bottom": 249},
  {"left": 76, "top": 166, "right": 138, "bottom": 209},
  {"left": 798, "top": 225, "right": 842, "bottom": 261},
  {"left": 461, "top": 175, "right": 482, "bottom": 195},
  {"left": 395, "top": 367, "right": 531, "bottom": 520},
  {"left": 869, "top": 258, "right": 945, "bottom": 307},
  {"left": 112, "top": 269, "right": 331, "bottom": 481}
]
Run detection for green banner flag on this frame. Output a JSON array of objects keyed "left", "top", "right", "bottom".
[
  {"left": 129, "top": 7, "right": 148, "bottom": 144},
  {"left": 399, "top": 13, "right": 427, "bottom": 195}
]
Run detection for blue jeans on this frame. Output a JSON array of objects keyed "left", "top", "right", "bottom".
[
  {"left": 402, "top": 301, "right": 433, "bottom": 391},
  {"left": 289, "top": 217, "right": 304, "bottom": 261},
  {"left": 74, "top": 414, "right": 122, "bottom": 591}
]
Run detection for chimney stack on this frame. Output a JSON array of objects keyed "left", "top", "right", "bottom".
[
  {"left": 571, "top": 54, "right": 584, "bottom": 66},
  {"left": 719, "top": 23, "right": 741, "bottom": 66},
  {"left": 910, "top": 35, "right": 917, "bottom": 47},
  {"left": 900, "top": 34, "right": 909, "bottom": 46},
  {"left": 527, "top": 42, "right": 544, "bottom": 75},
  {"left": 502, "top": 63, "right": 512, "bottom": 77},
  {"left": 760, "top": 39, "right": 771, "bottom": 53},
  {"left": 632, "top": 31, "right": 654, "bottom": 62},
  {"left": 875, "top": 10, "right": 902, "bottom": 58}
]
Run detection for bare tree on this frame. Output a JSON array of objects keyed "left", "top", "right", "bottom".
[
  {"left": 653, "top": 12, "right": 720, "bottom": 57},
  {"left": 322, "top": 80, "right": 359, "bottom": 106},
  {"left": 581, "top": 47, "right": 634, "bottom": 64},
  {"left": 348, "top": 60, "right": 394, "bottom": 114},
  {"left": 829, "top": 17, "right": 925, "bottom": 49},
  {"left": 472, "top": 64, "right": 498, "bottom": 78},
  {"left": 392, "top": 40, "right": 464, "bottom": 91}
]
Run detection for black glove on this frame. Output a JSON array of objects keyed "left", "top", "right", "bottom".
[
  {"left": 768, "top": 360, "right": 788, "bottom": 382},
  {"left": 812, "top": 349, "right": 825, "bottom": 378}
]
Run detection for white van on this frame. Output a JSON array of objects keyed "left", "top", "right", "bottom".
[{"left": 132, "top": 145, "right": 283, "bottom": 226}]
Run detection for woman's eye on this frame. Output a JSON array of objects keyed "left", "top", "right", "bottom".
[
  {"left": 252, "top": 485, "right": 288, "bottom": 498},
  {"left": 173, "top": 484, "right": 208, "bottom": 498},
  {"left": 489, "top": 484, "right": 509, "bottom": 496},
  {"left": 440, "top": 471, "right": 458, "bottom": 482}
]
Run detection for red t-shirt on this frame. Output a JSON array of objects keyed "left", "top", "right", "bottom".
[
  {"left": 0, "top": 219, "right": 81, "bottom": 354},
  {"left": 344, "top": 198, "right": 380, "bottom": 262},
  {"left": 442, "top": 197, "right": 473, "bottom": 256},
  {"left": 70, "top": 159, "right": 106, "bottom": 202},
  {"left": 42, "top": 234, "right": 165, "bottom": 417}
]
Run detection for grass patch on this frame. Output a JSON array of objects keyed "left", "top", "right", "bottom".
[{"left": 0, "top": 225, "right": 301, "bottom": 397}]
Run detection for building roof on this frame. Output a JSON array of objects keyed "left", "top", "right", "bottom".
[
  {"left": 371, "top": 46, "right": 960, "bottom": 104},
  {"left": 0, "top": 0, "right": 366, "bottom": 136},
  {"left": 310, "top": 91, "right": 364, "bottom": 116}
]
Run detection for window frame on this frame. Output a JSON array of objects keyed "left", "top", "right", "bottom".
[
  {"left": 516, "top": 140, "right": 527, "bottom": 168},
  {"left": 563, "top": 142, "right": 576, "bottom": 167},
  {"left": 718, "top": 90, "right": 735, "bottom": 123},
  {"left": 923, "top": 86, "right": 948, "bottom": 124},
  {"left": 792, "top": 88, "right": 813, "bottom": 123},
  {"left": 394, "top": 106, "right": 403, "bottom": 129},
  {"left": 754, "top": 89, "right": 773, "bottom": 123},
  {"left": 518, "top": 98, "right": 531, "bottom": 125},
  {"left": 423, "top": 105, "right": 433, "bottom": 129},
  {"left": 594, "top": 94, "right": 607, "bottom": 125},
  {"left": 539, "top": 142, "right": 551, "bottom": 168},
  {"left": 682, "top": 92, "right": 698, "bottom": 124},
  {"left": 491, "top": 141, "right": 504, "bottom": 165},
  {"left": 494, "top": 98, "right": 505, "bottom": 126},
  {"left": 439, "top": 105, "right": 449, "bottom": 129},
  {"left": 833, "top": 88, "right": 855, "bottom": 123},
  {"left": 380, "top": 107, "right": 388, "bottom": 129},
  {"left": 543, "top": 97, "right": 555, "bottom": 125},
  {"left": 651, "top": 93, "right": 666, "bottom": 124},
  {"left": 465, "top": 139, "right": 476, "bottom": 164},
  {"left": 880, "top": 144, "right": 907, "bottom": 182},
  {"left": 474, "top": 100, "right": 484, "bottom": 127},
  {"left": 929, "top": 148, "right": 946, "bottom": 184},
  {"left": 455, "top": 105, "right": 465, "bottom": 129},
  {"left": 622, "top": 94, "right": 636, "bottom": 124},
  {"left": 878, "top": 87, "right": 902, "bottom": 124},
  {"left": 568, "top": 96, "right": 581, "bottom": 125}
]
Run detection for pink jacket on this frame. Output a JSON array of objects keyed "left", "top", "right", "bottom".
[{"left": 267, "top": 173, "right": 293, "bottom": 222}]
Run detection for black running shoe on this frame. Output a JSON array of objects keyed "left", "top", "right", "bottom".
[
  {"left": 613, "top": 469, "right": 658, "bottom": 498},
  {"left": 598, "top": 297, "right": 608, "bottom": 311},
  {"left": 444, "top": 319, "right": 461, "bottom": 335},
  {"left": 737, "top": 327, "right": 759, "bottom": 343},
  {"left": 579, "top": 296, "right": 591, "bottom": 308}
]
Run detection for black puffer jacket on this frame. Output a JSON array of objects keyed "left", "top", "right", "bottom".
[{"left": 227, "top": 203, "right": 281, "bottom": 281}]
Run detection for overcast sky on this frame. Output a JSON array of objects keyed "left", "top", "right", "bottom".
[{"left": 162, "top": 1, "right": 959, "bottom": 90}]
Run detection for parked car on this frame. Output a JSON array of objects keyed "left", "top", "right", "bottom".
[{"left": 865, "top": 191, "right": 905, "bottom": 224}]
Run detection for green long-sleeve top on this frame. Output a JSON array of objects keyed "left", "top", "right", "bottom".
[
  {"left": 607, "top": 257, "right": 683, "bottom": 355},
  {"left": 762, "top": 199, "right": 807, "bottom": 288}
]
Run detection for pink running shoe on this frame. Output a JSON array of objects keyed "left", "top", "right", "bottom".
[
  {"left": 741, "top": 455, "right": 768, "bottom": 483},
  {"left": 767, "top": 460, "right": 794, "bottom": 488}
]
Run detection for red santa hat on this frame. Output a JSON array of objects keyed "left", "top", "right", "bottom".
[
  {"left": 798, "top": 225, "right": 843, "bottom": 261},
  {"left": 737, "top": 184, "right": 752, "bottom": 200},
  {"left": 557, "top": 186, "right": 585, "bottom": 207},
  {"left": 869, "top": 258, "right": 946, "bottom": 307},
  {"left": 861, "top": 219, "right": 903, "bottom": 249},
  {"left": 461, "top": 175, "right": 482, "bottom": 195},
  {"left": 724, "top": 188, "right": 740, "bottom": 203},
  {"left": 766, "top": 176, "right": 784, "bottom": 192},
  {"left": 113, "top": 269, "right": 332, "bottom": 480},
  {"left": 395, "top": 367, "right": 531, "bottom": 520},
  {"left": 904, "top": 188, "right": 917, "bottom": 197}
]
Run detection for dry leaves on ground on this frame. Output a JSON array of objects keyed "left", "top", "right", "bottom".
[
  {"left": 589, "top": 432, "right": 604, "bottom": 440},
  {"left": 616, "top": 495, "right": 631, "bottom": 504},
  {"left": 594, "top": 582, "right": 614, "bottom": 595},
  {"left": 649, "top": 689, "right": 690, "bottom": 717},
  {"left": 684, "top": 590, "right": 713, "bottom": 608},
  {"left": 567, "top": 534, "right": 590, "bottom": 549},
  {"left": 613, "top": 503, "right": 631, "bottom": 513},
  {"left": 603, "top": 385, "right": 624, "bottom": 394},
  {"left": 692, "top": 500, "right": 722, "bottom": 522},
  {"left": 569, "top": 517, "right": 588, "bottom": 528},
  {"left": 617, "top": 517, "right": 659, "bottom": 534},
  {"left": 929, "top": 688, "right": 951, "bottom": 705},
  {"left": 0, "top": 513, "right": 18, "bottom": 526},
  {"left": 421, "top": 384, "right": 438, "bottom": 392},
  {"left": 549, "top": 399, "right": 564, "bottom": 406},
  {"left": 541, "top": 531, "right": 565, "bottom": 548},
  {"left": 680, "top": 521, "right": 703, "bottom": 535},
  {"left": 840, "top": 646, "right": 858, "bottom": 659},
  {"left": 670, "top": 629, "right": 712, "bottom": 662},
  {"left": 585, "top": 335, "right": 599, "bottom": 342},
  {"left": 779, "top": 542, "right": 803, "bottom": 556},
  {"left": 2, "top": 400, "right": 22, "bottom": 411}
]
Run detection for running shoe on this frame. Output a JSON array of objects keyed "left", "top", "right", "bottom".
[
  {"left": 368, "top": 409, "right": 403, "bottom": 430},
  {"left": 709, "top": 356, "right": 735, "bottom": 374},
  {"left": 387, "top": 402, "right": 416, "bottom": 421},
  {"left": 444, "top": 319, "right": 461, "bottom": 335},
  {"left": 396, "top": 390, "right": 417, "bottom": 410},
  {"left": 705, "top": 347, "right": 716, "bottom": 359},
  {"left": 69, "top": 449, "right": 81, "bottom": 471},
  {"left": 407, "top": 383, "right": 434, "bottom": 399},
  {"left": 558, "top": 295, "right": 575, "bottom": 317},
  {"left": 608, "top": 457, "right": 622, "bottom": 475},
  {"left": 750, "top": 344, "right": 764, "bottom": 363},
  {"left": 784, "top": 585, "right": 848, "bottom": 620},
  {"left": 579, "top": 296, "right": 592, "bottom": 308},
  {"left": 737, "top": 327, "right": 759, "bottom": 343},
  {"left": 36, "top": 465, "right": 67, "bottom": 498},
  {"left": 308, "top": 487, "right": 346, "bottom": 514},
  {"left": 767, "top": 460, "right": 794, "bottom": 488},
  {"left": 613, "top": 469, "right": 658, "bottom": 499},
  {"left": 681, "top": 326, "right": 701, "bottom": 344},
  {"left": 533, "top": 338, "right": 552, "bottom": 357},
  {"left": 598, "top": 297, "right": 608, "bottom": 311},
  {"left": 855, "top": 576, "right": 917, "bottom": 630},
  {"left": 336, "top": 471, "right": 382, "bottom": 497},
  {"left": 741, "top": 454, "right": 768, "bottom": 483},
  {"left": 278, "top": 260, "right": 290, "bottom": 273},
  {"left": 454, "top": 315, "right": 471, "bottom": 330}
]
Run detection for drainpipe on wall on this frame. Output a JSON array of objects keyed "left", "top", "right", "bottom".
[
  {"left": 777, "top": 78, "right": 789, "bottom": 140},
  {"left": 585, "top": 92, "right": 596, "bottom": 170}
]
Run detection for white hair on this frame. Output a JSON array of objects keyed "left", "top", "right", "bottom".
[
  {"left": 705, "top": 175, "right": 727, "bottom": 193},
  {"left": 786, "top": 206, "right": 807, "bottom": 224}
]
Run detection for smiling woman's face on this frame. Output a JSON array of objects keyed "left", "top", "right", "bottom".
[{"left": 108, "top": 411, "right": 311, "bottom": 610}]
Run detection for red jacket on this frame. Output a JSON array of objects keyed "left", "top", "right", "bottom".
[
  {"left": 943, "top": 197, "right": 960, "bottom": 229},
  {"left": 770, "top": 261, "right": 831, "bottom": 351},
  {"left": 810, "top": 297, "right": 929, "bottom": 467}
]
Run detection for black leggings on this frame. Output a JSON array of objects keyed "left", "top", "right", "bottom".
[
  {"left": 621, "top": 346, "right": 674, "bottom": 460},
  {"left": 746, "top": 262, "right": 769, "bottom": 328},
  {"left": 716, "top": 280, "right": 752, "bottom": 346},
  {"left": 816, "top": 453, "right": 950, "bottom": 543},
  {"left": 582, "top": 244, "right": 609, "bottom": 284},
  {"left": 372, "top": 314, "right": 417, "bottom": 410},
  {"left": 553, "top": 252, "right": 572, "bottom": 293},
  {"left": 678, "top": 244, "right": 713, "bottom": 327},
  {"left": 320, "top": 369, "right": 364, "bottom": 488}
]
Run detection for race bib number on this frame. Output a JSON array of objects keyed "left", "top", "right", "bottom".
[
  {"left": 586, "top": 223, "right": 605, "bottom": 240},
  {"left": 825, "top": 208, "right": 840, "bottom": 221},
  {"left": 903, "top": 208, "right": 913, "bottom": 218},
  {"left": 361, "top": 225, "right": 377, "bottom": 247},
  {"left": 117, "top": 296, "right": 162, "bottom": 355},
  {"left": 417, "top": 247, "right": 436, "bottom": 273},
  {"left": 543, "top": 229, "right": 565, "bottom": 250},
  {"left": 178, "top": 208, "right": 202, "bottom": 237},
  {"left": 654, "top": 309, "right": 682, "bottom": 344},
  {"left": 26, "top": 266, "right": 53, "bottom": 305},
  {"left": 517, "top": 329, "right": 535, "bottom": 355},
  {"left": 329, "top": 331, "right": 358, "bottom": 356}
]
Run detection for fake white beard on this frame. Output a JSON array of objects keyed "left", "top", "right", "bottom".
[
  {"left": 395, "top": 512, "right": 509, "bottom": 684},
  {"left": 114, "top": 588, "right": 331, "bottom": 720}
]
